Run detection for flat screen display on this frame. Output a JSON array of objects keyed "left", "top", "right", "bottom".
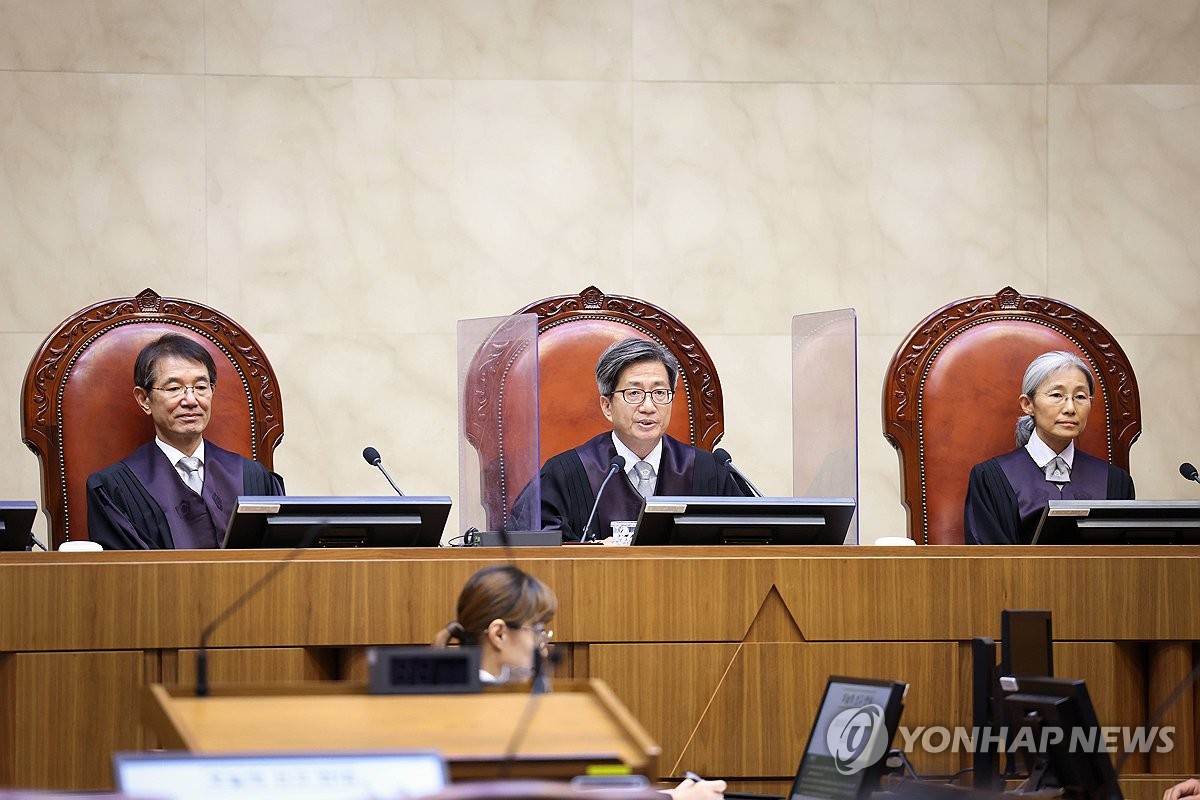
[
  {"left": 114, "top": 751, "right": 447, "bottom": 800},
  {"left": 0, "top": 501, "right": 37, "bottom": 551},
  {"left": 633, "top": 496, "right": 856, "bottom": 546},
  {"left": 222, "top": 496, "right": 451, "bottom": 548},
  {"left": 789, "top": 676, "right": 907, "bottom": 800},
  {"left": 1032, "top": 500, "right": 1200, "bottom": 545}
]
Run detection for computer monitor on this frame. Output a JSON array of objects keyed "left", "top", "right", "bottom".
[
  {"left": 972, "top": 610, "right": 1056, "bottom": 789},
  {"left": 0, "top": 501, "right": 37, "bottom": 551},
  {"left": 1000, "top": 676, "right": 1123, "bottom": 800},
  {"left": 222, "top": 496, "right": 451, "bottom": 548},
  {"left": 1032, "top": 500, "right": 1200, "bottom": 544},
  {"left": 632, "top": 496, "right": 856, "bottom": 546},
  {"left": 113, "top": 750, "right": 447, "bottom": 800},
  {"left": 788, "top": 675, "right": 908, "bottom": 800},
  {"left": 1003, "top": 609, "right": 1053, "bottom": 678}
]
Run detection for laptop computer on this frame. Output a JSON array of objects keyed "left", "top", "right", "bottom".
[
  {"left": 726, "top": 675, "right": 908, "bottom": 800},
  {"left": 113, "top": 750, "right": 448, "bottom": 800}
]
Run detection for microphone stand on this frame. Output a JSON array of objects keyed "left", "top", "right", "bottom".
[
  {"left": 716, "top": 449, "right": 764, "bottom": 497},
  {"left": 196, "top": 523, "right": 324, "bottom": 697},
  {"left": 364, "top": 448, "right": 405, "bottom": 496},
  {"left": 581, "top": 457, "right": 625, "bottom": 543}
]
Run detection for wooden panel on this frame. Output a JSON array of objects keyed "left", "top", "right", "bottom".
[
  {"left": 591, "top": 643, "right": 741, "bottom": 778},
  {"left": 592, "top": 643, "right": 961, "bottom": 779},
  {"left": 1148, "top": 642, "right": 1198, "bottom": 775},
  {"left": 0, "top": 552, "right": 576, "bottom": 651},
  {"left": 144, "top": 680, "right": 660, "bottom": 782},
  {"left": 1055, "top": 642, "right": 1149, "bottom": 773},
  {"left": 1122, "top": 778, "right": 1200, "bottom": 800},
  {"left": 568, "top": 547, "right": 1200, "bottom": 642},
  {"left": 0, "top": 655, "right": 14, "bottom": 788},
  {"left": 174, "top": 647, "right": 337, "bottom": 685},
  {"left": 0, "top": 547, "right": 1196, "bottom": 791},
  {"left": 1, "top": 651, "right": 148, "bottom": 790}
]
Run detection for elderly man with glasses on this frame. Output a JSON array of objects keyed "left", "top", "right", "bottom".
[
  {"left": 85, "top": 333, "right": 284, "bottom": 549},
  {"left": 535, "top": 337, "right": 744, "bottom": 542}
]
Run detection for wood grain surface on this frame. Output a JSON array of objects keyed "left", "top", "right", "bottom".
[{"left": 0, "top": 546, "right": 1196, "bottom": 796}]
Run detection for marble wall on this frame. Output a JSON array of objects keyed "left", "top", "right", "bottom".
[{"left": 2, "top": 0, "right": 1198, "bottom": 545}]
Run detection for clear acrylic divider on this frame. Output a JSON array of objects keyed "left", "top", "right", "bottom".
[
  {"left": 791, "top": 309, "right": 860, "bottom": 544},
  {"left": 457, "top": 314, "right": 540, "bottom": 539}
]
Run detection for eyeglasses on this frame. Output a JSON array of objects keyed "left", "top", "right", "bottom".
[
  {"left": 611, "top": 388, "right": 674, "bottom": 406},
  {"left": 151, "top": 383, "right": 213, "bottom": 400},
  {"left": 508, "top": 622, "right": 554, "bottom": 646},
  {"left": 1040, "top": 391, "right": 1092, "bottom": 407}
]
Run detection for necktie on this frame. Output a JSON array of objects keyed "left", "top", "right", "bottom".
[
  {"left": 1044, "top": 456, "right": 1071, "bottom": 484},
  {"left": 178, "top": 456, "right": 203, "bottom": 494},
  {"left": 633, "top": 461, "right": 656, "bottom": 499}
]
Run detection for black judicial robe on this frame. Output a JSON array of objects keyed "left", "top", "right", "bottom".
[
  {"left": 963, "top": 447, "right": 1134, "bottom": 545},
  {"left": 86, "top": 440, "right": 283, "bottom": 550},
  {"left": 537, "top": 432, "right": 744, "bottom": 542}
]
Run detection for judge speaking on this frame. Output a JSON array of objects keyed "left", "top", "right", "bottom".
[{"left": 537, "top": 338, "right": 744, "bottom": 542}]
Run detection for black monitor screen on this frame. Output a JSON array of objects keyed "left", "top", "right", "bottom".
[
  {"left": 1000, "top": 676, "right": 1123, "bottom": 800},
  {"left": 1002, "top": 609, "right": 1053, "bottom": 679},
  {"left": 632, "top": 496, "right": 856, "bottom": 546},
  {"left": 0, "top": 501, "right": 37, "bottom": 552},
  {"left": 1033, "top": 500, "right": 1200, "bottom": 545},
  {"left": 789, "top": 676, "right": 907, "bottom": 800},
  {"left": 222, "top": 496, "right": 451, "bottom": 549}
]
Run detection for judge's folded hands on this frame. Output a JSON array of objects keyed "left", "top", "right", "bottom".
[
  {"left": 664, "top": 776, "right": 726, "bottom": 800},
  {"left": 1164, "top": 779, "right": 1200, "bottom": 800}
]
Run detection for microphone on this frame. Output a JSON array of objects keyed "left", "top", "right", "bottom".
[
  {"left": 714, "top": 448, "right": 764, "bottom": 497},
  {"left": 196, "top": 523, "right": 324, "bottom": 697},
  {"left": 1180, "top": 463, "right": 1200, "bottom": 485},
  {"left": 501, "top": 647, "right": 563, "bottom": 778},
  {"left": 362, "top": 446, "right": 405, "bottom": 496},
  {"left": 531, "top": 647, "right": 561, "bottom": 695},
  {"left": 580, "top": 455, "right": 626, "bottom": 542}
]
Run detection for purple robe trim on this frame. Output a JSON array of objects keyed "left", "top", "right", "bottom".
[
  {"left": 575, "top": 433, "right": 696, "bottom": 535},
  {"left": 123, "top": 441, "right": 244, "bottom": 549},
  {"left": 995, "top": 448, "right": 1110, "bottom": 542}
]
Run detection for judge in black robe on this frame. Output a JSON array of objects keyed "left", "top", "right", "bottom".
[
  {"left": 964, "top": 447, "right": 1133, "bottom": 545},
  {"left": 538, "top": 431, "right": 743, "bottom": 541},
  {"left": 525, "top": 337, "right": 745, "bottom": 542},
  {"left": 963, "top": 350, "right": 1134, "bottom": 545},
  {"left": 87, "top": 440, "right": 283, "bottom": 550},
  {"left": 83, "top": 331, "right": 284, "bottom": 550}
]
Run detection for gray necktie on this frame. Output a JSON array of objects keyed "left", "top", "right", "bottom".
[
  {"left": 1044, "top": 456, "right": 1071, "bottom": 484},
  {"left": 633, "top": 461, "right": 656, "bottom": 499},
  {"left": 178, "top": 456, "right": 203, "bottom": 494}
]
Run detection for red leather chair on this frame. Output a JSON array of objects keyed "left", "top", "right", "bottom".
[
  {"left": 463, "top": 286, "right": 725, "bottom": 531},
  {"left": 882, "top": 286, "right": 1141, "bottom": 544},
  {"left": 21, "top": 288, "right": 284, "bottom": 547}
]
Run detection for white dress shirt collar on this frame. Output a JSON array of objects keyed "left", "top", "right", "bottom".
[
  {"left": 155, "top": 437, "right": 205, "bottom": 467},
  {"left": 1025, "top": 429, "right": 1074, "bottom": 470},
  {"left": 610, "top": 432, "right": 663, "bottom": 479}
]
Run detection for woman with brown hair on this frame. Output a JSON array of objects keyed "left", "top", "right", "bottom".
[
  {"left": 433, "top": 565, "right": 725, "bottom": 800},
  {"left": 433, "top": 564, "right": 557, "bottom": 684}
]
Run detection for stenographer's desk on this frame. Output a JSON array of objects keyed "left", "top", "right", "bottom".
[{"left": 0, "top": 546, "right": 1196, "bottom": 794}]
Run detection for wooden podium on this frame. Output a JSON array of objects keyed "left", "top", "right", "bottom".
[{"left": 143, "top": 679, "right": 661, "bottom": 782}]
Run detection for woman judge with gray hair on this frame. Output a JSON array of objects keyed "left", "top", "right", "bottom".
[{"left": 963, "top": 350, "right": 1134, "bottom": 545}]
